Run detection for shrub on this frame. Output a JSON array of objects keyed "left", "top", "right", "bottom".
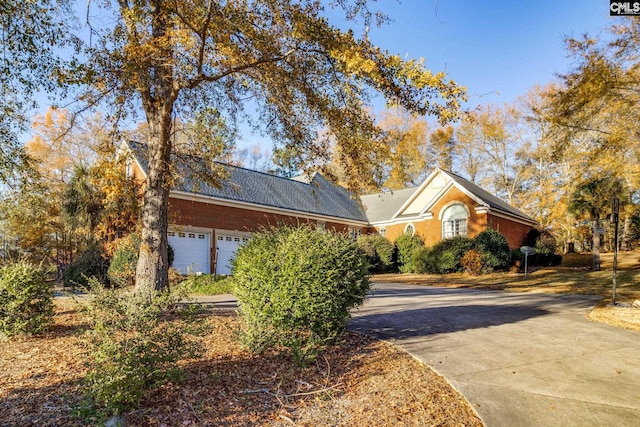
[
  {"left": 473, "top": 228, "right": 511, "bottom": 272},
  {"left": 535, "top": 230, "right": 558, "bottom": 256},
  {"left": 108, "top": 233, "right": 175, "bottom": 288},
  {"left": 417, "top": 236, "right": 474, "bottom": 274},
  {"left": 461, "top": 249, "right": 483, "bottom": 275},
  {"left": 395, "top": 233, "right": 424, "bottom": 273},
  {"left": 81, "top": 281, "right": 204, "bottom": 418},
  {"left": 232, "top": 225, "right": 370, "bottom": 365},
  {"left": 63, "top": 244, "right": 110, "bottom": 289},
  {"left": 107, "top": 233, "right": 141, "bottom": 288},
  {"left": 0, "top": 261, "right": 54, "bottom": 337},
  {"left": 412, "top": 246, "right": 431, "bottom": 274},
  {"left": 356, "top": 234, "right": 394, "bottom": 272}
]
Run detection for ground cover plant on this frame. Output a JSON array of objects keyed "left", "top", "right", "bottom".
[{"left": 0, "top": 297, "right": 483, "bottom": 426}]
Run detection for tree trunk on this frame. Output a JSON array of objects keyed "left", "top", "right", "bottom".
[
  {"left": 622, "top": 212, "right": 631, "bottom": 251},
  {"left": 592, "top": 220, "right": 601, "bottom": 271},
  {"left": 135, "top": 110, "right": 174, "bottom": 292}
]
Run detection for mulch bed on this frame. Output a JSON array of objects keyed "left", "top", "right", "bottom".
[{"left": 0, "top": 300, "right": 482, "bottom": 426}]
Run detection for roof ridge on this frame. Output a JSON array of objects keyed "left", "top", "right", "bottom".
[{"left": 128, "top": 140, "right": 313, "bottom": 186}]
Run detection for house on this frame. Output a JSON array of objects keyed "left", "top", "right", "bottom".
[
  {"left": 361, "top": 169, "right": 538, "bottom": 247},
  {"left": 125, "top": 141, "right": 537, "bottom": 275}
]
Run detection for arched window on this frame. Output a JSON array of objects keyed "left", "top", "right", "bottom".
[
  {"left": 441, "top": 204, "right": 468, "bottom": 239},
  {"left": 404, "top": 223, "right": 415, "bottom": 236}
]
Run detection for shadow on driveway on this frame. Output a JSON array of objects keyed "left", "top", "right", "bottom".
[{"left": 350, "top": 303, "right": 549, "bottom": 339}]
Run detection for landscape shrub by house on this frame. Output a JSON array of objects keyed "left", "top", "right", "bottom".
[
  {"left": 63, "top": 244, "right": 110, "bottom": 289},
  {"left": 232, "top": 225, "right": 370, "bottom": 364},
  {"left": 520, "top": 228, "right": 562, "bottom": 268},
  {"left": 356, "top": 234, "right": 394, "bottom": 272},
  {"left": 461, "top": 249, "right": 483, "bottom": 275},
  {"left": 81, "top": 281, "right": 204, "bottom": 418},
  {"left": 0, "top": 261, "right": 53, "bottom": 337},
  {"left": 395, "top": 233, "right": 424, "bottom": 273},
  {"left": 414, "top": 236, "right": 474, "bottom": 274},
  {"left": 535, "top": 230, "right": 558, "bottom": 256},
  {"left": 473, "top": 228, "right": 511, "bottom": 272},
  {"left": 108, "top": 233, "right": 174, "bottom": 288}
]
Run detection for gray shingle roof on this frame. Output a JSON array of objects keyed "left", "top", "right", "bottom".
[
  {"left": 127, "top": 141, "right": 368, "bottom": 222},
  {"left": 441, "top": 169, "right": 536, "bottom": 224},
  {"left": 360, "top": 187, "right": 417, "bottom": 222}
]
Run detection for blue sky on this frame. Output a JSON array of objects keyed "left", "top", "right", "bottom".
[
  {"left": 29, "top": 1, "right": 615, "bottom": 146},
  {"left": 357, "top": 0, "right": 613, "bottom": 110}
]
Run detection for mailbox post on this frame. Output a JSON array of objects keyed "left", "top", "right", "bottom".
[{"left": 520, "top": 246, "right": 536, "bottom": 278}]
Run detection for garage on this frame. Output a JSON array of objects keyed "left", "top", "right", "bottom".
[
  {"left": 215, "top": 234, "right": 249, "bottom": 275},
  {"left": 168, "top": 230, "right": 211, "bottom": 274}
]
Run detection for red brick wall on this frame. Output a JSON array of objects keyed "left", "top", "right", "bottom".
[
  {"left": 369, "top": 187, "right": 531, "bottom": 249},
  {"left": 487, "top": 214, "right": 532, "bottom": 248},
  {"left": 375, "top": 187, "right": 488, "bottom": 245},
  {"left": 169, "top": 196, "right": 361, "bottom": 272}
]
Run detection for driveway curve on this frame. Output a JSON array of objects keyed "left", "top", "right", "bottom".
[{"left": 349, "top": 282, "right": 640, "bottom": 427}]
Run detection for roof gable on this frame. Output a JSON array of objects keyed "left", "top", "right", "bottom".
[{"left": 362, "top": 168, "right": 536, "bottom": 225}]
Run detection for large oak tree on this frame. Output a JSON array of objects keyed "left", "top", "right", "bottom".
[{"left": 10, "top": 1, "right": 466, "bottom": 291}]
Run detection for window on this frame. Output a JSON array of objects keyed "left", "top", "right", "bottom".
[
  {"left": 188, "top": 233, "right": 195, "bottom": 238},
  {"left": 379, "top": 227, "right": 386, "bottom": 237},
  {"left": 441, "top": 204, "right": 468, "bottom": 239},
  {"left": 178, "top": 232, "right": 185, "bottom": 238},
  {"left": 404, "top": 223, "right": 415, "bottom": 236}
]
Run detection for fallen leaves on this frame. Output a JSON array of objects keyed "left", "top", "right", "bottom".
[{"left": 0, "top": 300, "right": 482, "bottom": 426}]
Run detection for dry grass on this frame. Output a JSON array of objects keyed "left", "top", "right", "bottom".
[
  {"left": 374, "top": 250, "right": 640, "bottom": 333},
  {"left": 0, "top": 299, "right": 482, "bottom": 427}
]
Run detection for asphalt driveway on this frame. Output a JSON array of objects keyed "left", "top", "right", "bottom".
[{"left": 349, "top": 282, "right": 640, "bottom": 427}]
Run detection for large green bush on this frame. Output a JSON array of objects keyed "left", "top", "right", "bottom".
[
  {"left": 232, "top": 225, "right": 370, "bottom": 364},
  {"left": 0, "top": 261, "right": 54, "bottom": 337},
  {"left": 414, "top": 236, "right": 474, "bottom": 274},
  {"left": 395, "top": 233, "right": 424, "bottom": 273},
  {"left": 356, "top": 234, "right": 394, "bottom": 272},
  {"left": 473, "top": 228, "right": 511, "bottom": 272},
  {"left": 63, "top": 244, "right": 110, "bottom": 289},
  {"left": 81, "top": 282, "right": 204, "bottom": 419}
]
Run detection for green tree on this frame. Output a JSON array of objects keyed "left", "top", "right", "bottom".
[
  {"left": 568, "top": 177, "right": 628, "bottom": 270},
  {"left": 539, "top": 18, "right": 640, "bottom": 249},
  {"left": 378, "top": 108, "right": 430, "bottom": 189},
  {"left": 0, "top": 1, "right": 74, "bottom": 184},
  {"left": 63, "top": 1, "right": 465, "bottom": 292}
]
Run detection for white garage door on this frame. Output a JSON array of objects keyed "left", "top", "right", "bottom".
[
  {"left": 168, "top": 231, "right": 211, "bottom": 274},
  {"left": 215, "top": 234, "right": 248, "bottom": 275}
]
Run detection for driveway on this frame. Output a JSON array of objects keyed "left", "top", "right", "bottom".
[{"left": 349, "top": 282, "right": 640, "bottom": 427}]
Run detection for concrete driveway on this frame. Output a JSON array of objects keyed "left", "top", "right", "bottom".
[{"left": 349, "top": 282, "right": 640, "bottom": 427}]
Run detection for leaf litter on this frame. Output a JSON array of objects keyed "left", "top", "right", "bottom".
[{"left": 0, "top": 299, "right": 482, "bottom": 426}]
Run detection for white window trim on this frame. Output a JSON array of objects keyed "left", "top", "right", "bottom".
[{"left": 404, "top": 223, "right": 416, "bottom": 236}]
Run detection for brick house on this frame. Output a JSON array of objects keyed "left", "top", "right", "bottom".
[{"left": 125, "top": 141, "right": 536, "bottom": 275}]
